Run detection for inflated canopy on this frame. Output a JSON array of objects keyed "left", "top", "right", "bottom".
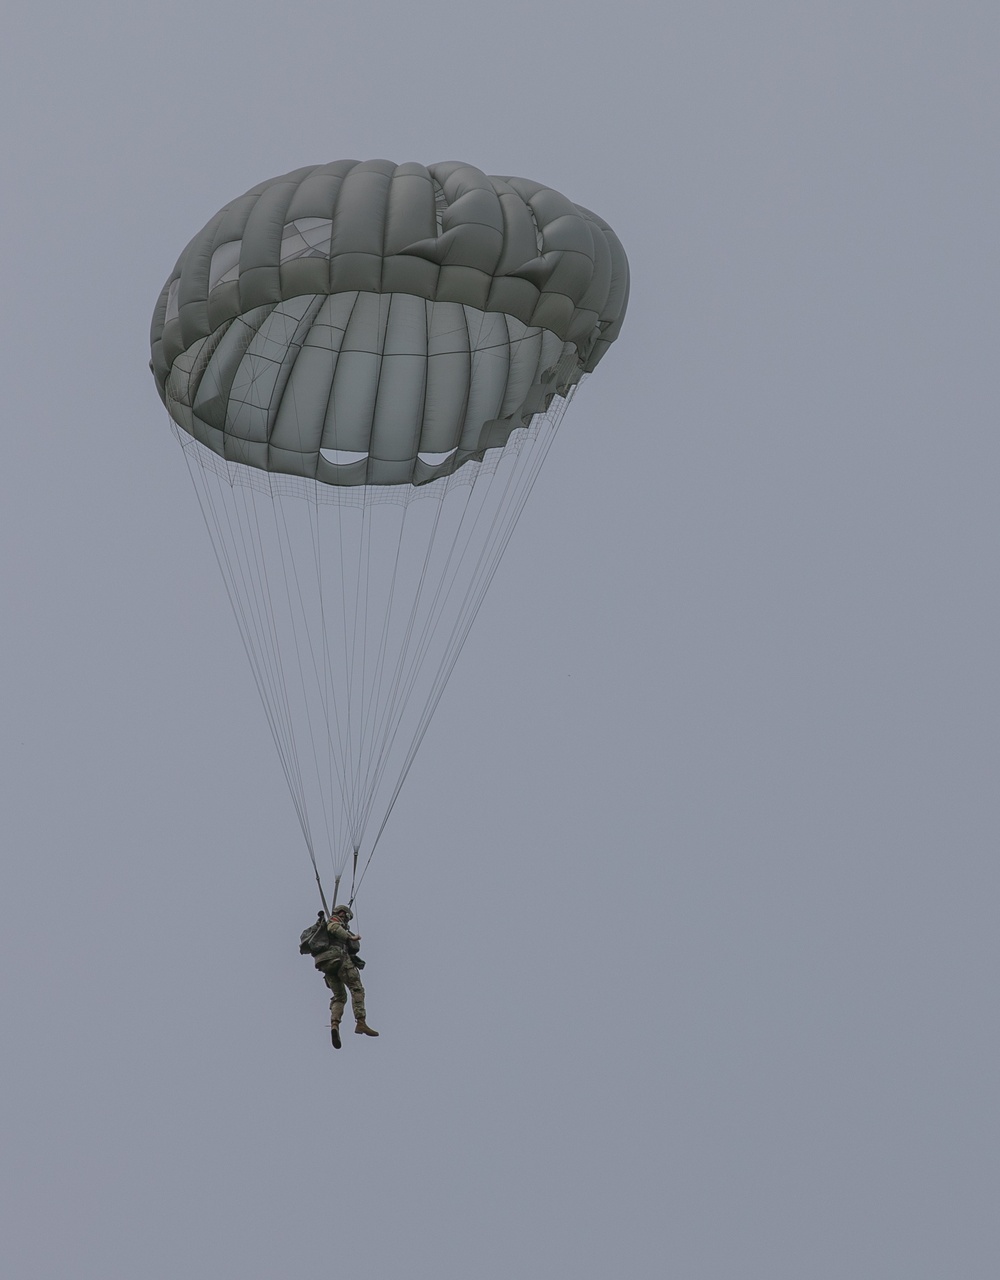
[{"left": 150, "top": 159, "right": 629, "bottom": 486}]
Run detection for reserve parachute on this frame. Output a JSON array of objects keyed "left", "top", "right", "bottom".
[{"left": 150, "top": 159, "right": 629, "bottom": 907}]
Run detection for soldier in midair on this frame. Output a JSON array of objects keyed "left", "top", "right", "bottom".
[{"left": 300, "top": 904, "right": 378, "bottom": 1049}]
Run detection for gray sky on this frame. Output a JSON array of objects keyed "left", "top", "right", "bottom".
[{"left": 2, "top": 2, "right": 998, "bottom": 1277}]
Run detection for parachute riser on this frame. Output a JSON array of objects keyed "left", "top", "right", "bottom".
[{"left": 315, "top": 871, "right": 331, "bottom": 918}]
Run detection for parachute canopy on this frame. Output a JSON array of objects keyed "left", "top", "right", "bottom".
[
  {"left": 151, "top": 160, "right": 628, "bottom": 904},
  {"left": 151, "top": 159, "right": 628, "bottom": 488}
]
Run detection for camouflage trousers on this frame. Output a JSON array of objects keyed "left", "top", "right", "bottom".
[{"left": 321, "top": 960, "right": 366, "bottom": 1026}]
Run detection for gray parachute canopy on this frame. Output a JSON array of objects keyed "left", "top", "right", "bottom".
[{"left": 150, "top": 159, "right": 629, "bottom": 486}]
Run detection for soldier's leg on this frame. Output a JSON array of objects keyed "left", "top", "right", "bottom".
[
  {"left": 323, "top": 969, "right": 347, "bottom": 1023},
  {"left": 343, "top": 963, "right": 366, "bottom": 1022},
  {"left": 345, "top": 963, "right": 378, "bottom": 1036}
]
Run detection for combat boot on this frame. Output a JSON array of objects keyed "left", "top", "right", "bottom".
[
  {"left": 355, "top": 1019, "right": 379, "bottom": 1037},
  {"left": 330, "top": 1024, "right": 342, "bottom": 1049}
]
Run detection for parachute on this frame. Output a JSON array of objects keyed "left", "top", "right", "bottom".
[{"left": 150, "top": 159, "right": 629, "bottom": 908}]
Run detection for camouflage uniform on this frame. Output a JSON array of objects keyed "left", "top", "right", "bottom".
[{"left": 311, "top": 917, "right": 367, "bottom": 1029}]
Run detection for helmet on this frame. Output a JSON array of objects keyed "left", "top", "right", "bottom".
[{"left": 330, "top": 904, "right": 353, "bottom": 922}]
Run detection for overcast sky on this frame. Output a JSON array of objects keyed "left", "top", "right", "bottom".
[{"left": 2, "top": 2, "right": 998, "bottom": 1277}]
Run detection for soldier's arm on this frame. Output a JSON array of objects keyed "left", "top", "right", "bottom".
[{"left": 326, "top": 920, "right": 358, "bottom": 944}]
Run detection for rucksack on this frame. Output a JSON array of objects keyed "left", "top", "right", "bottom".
[{"left": 299, "top": 913, "right": 330, "bottom": 956}]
